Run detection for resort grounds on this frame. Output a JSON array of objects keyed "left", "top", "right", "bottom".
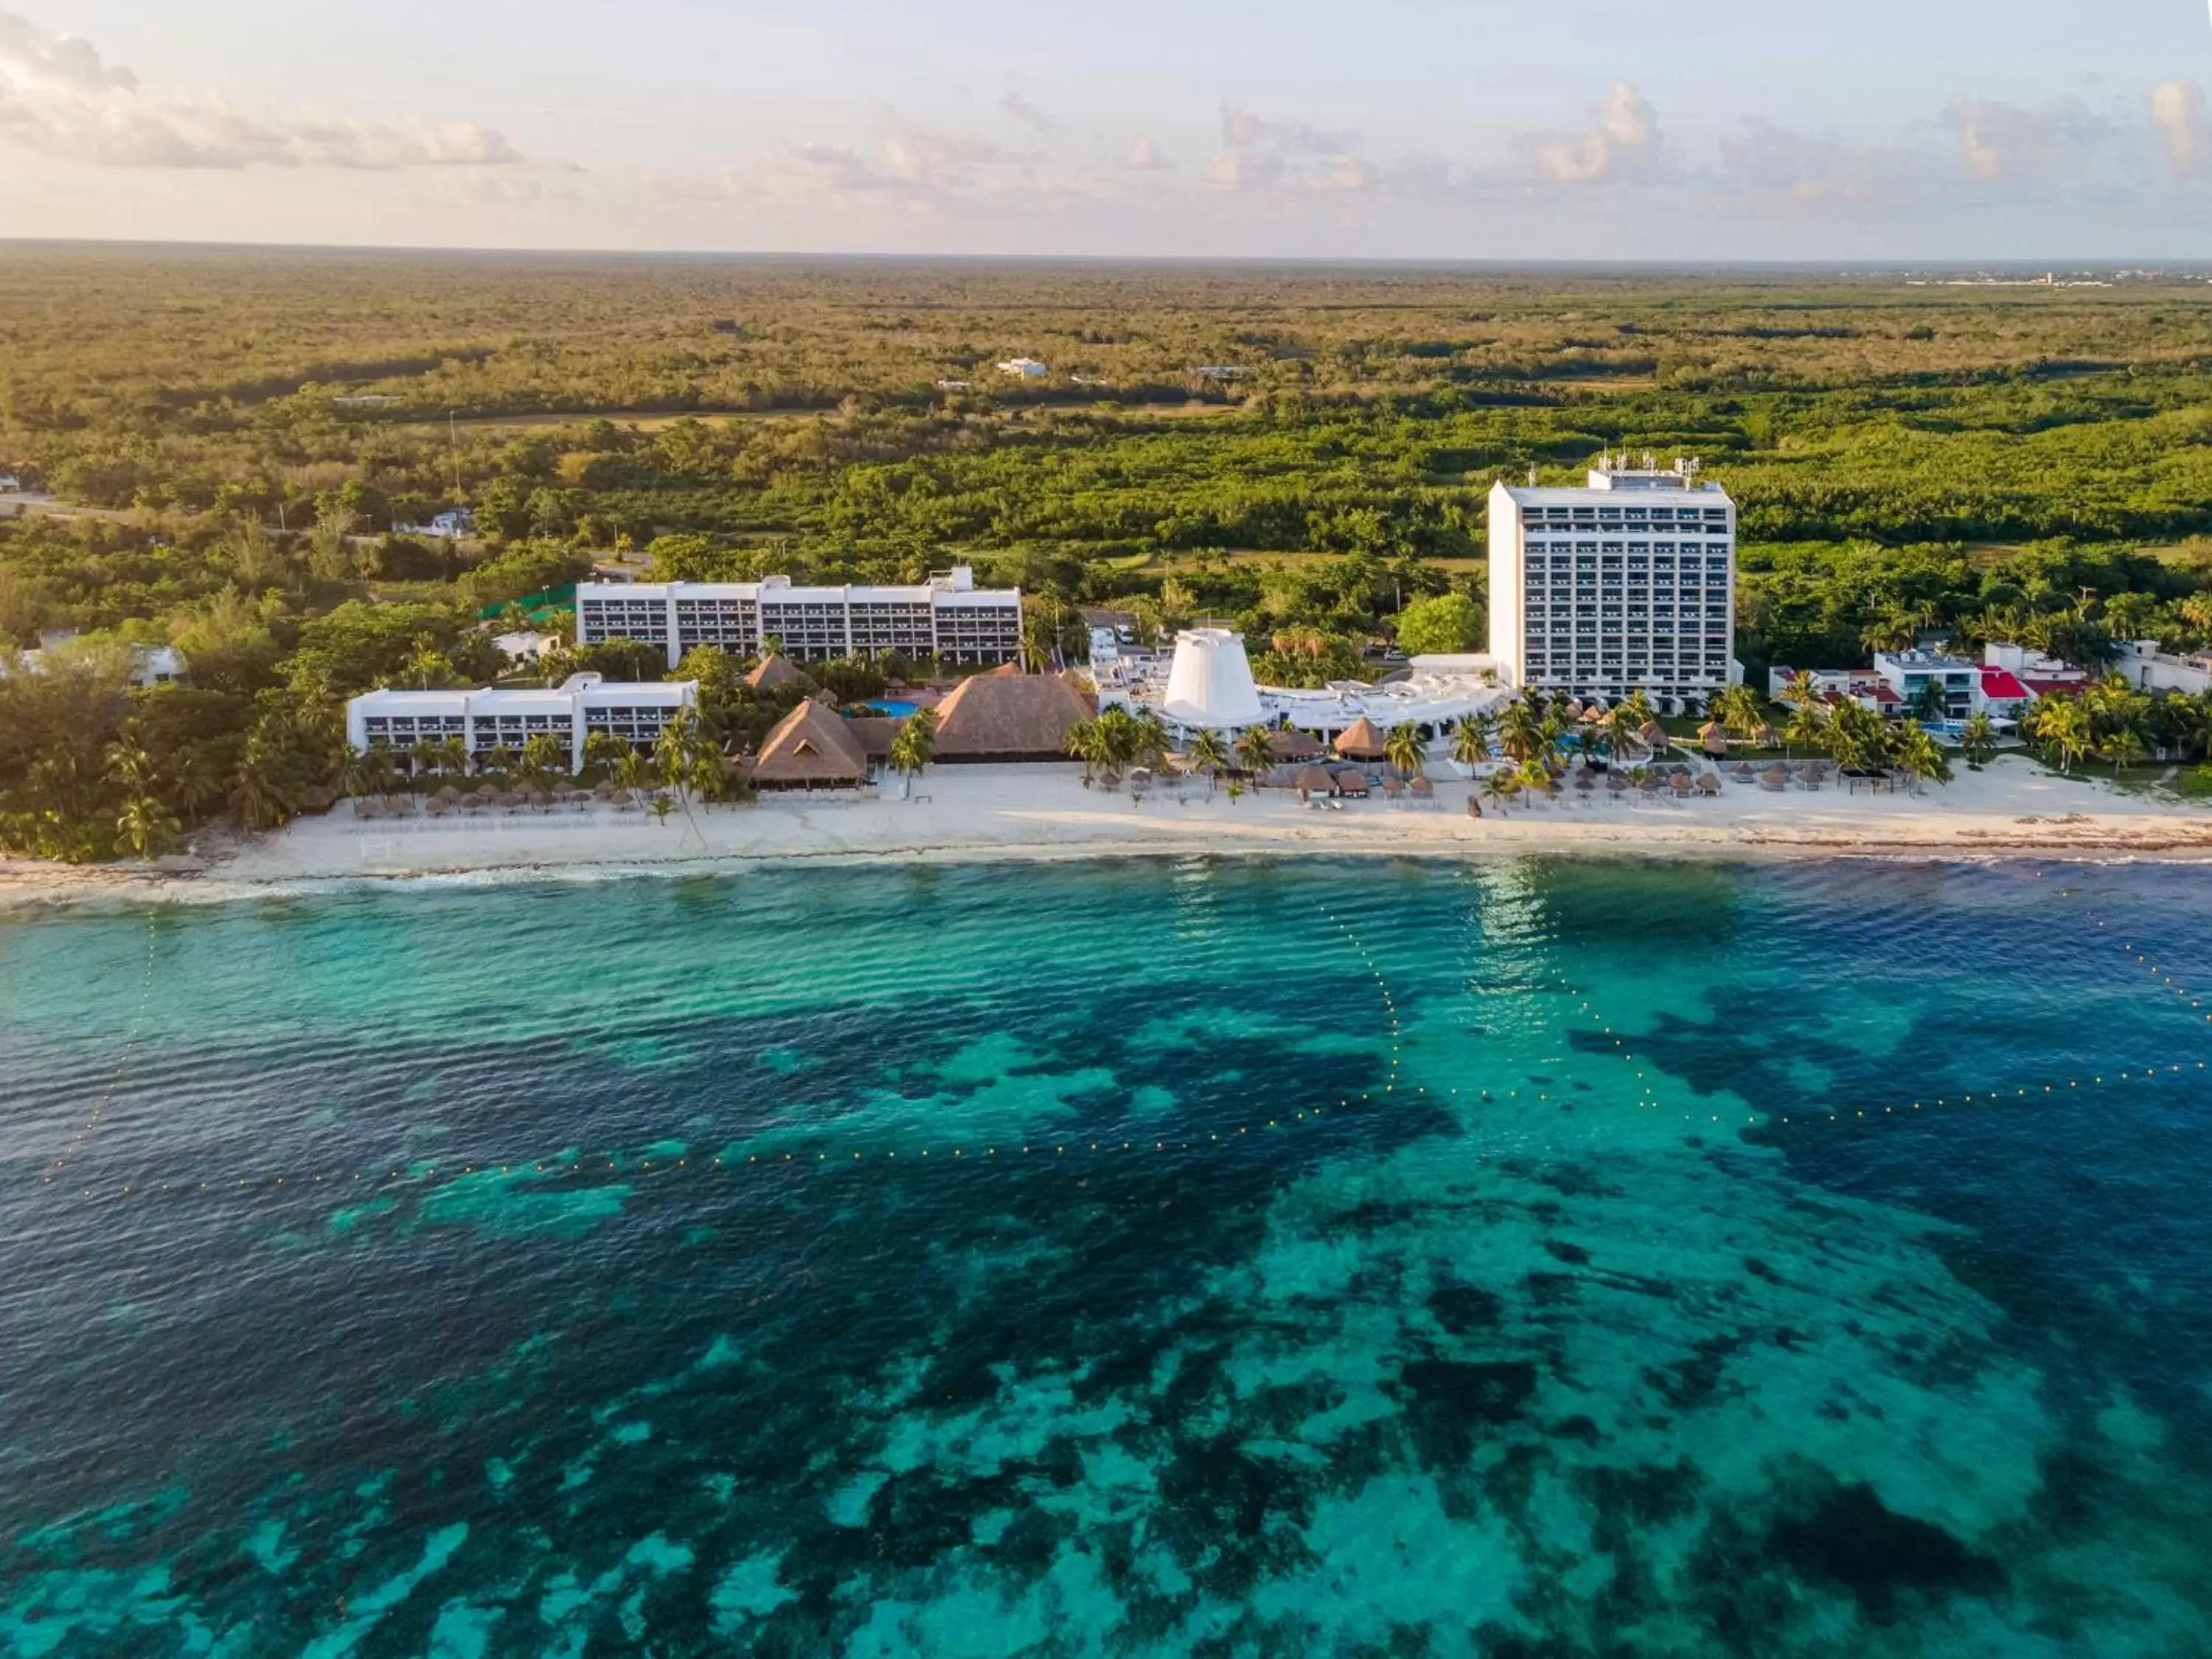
[{"left": 8, "top": 754, "right": 2212, "bottom": 905}]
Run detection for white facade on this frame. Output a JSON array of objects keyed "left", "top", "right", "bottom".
[
  {"left": 1160, "top": 629, "right": 1266, "bottom": 729},
  {"left": 347, "top": 674, "right": 698, "bottom": 770},
  {"left": 997, "top": 358, "right": 1048, "bottom": 378},
  {"left": 1100, "top": 630, "right": 1510, "bottom": 743},
  {"left": 1487, "top": 456, "right": 1737, "bottom": 709},
  {"left": 575, "top": 568, "right": 1023, "bottom": 669},
  {"left": 2114, "top": 641, "right": 2212, "bottom": 696}
]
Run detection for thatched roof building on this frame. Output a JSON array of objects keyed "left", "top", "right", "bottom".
[
  {"left": 1333, "top": 717, "right": 1388, "bottom": 760},
  {"left": 752, "top": 699, "right": 867, "bottom": 789},
  {"left": 932, "top": 673, "right": 1093, "bottom": 762},
  {"left": 1265, "top": 729, "right": 1326, "bottom": 761},
  {"left": 745, "top": 653, "right": 804, "bottom": 692}
]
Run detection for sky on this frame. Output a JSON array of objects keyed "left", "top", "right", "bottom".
[{"left": 1, "top": 1, "right": 2210, "bottom": 260}]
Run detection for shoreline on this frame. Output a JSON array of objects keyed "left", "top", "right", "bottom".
[{"left": 7, "top": 757, "right": 2212, "bottom": 910}]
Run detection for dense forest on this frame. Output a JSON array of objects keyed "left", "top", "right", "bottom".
[{"left": 4, "top": 246, "right": 2212, "bottom": 860}]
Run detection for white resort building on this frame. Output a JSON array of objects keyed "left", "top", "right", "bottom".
[
  {"left": 1488, "top": 455, "right": 1739, "bottom": 712},
  {"left": 1100, "top": 627, "right": 1511, "bottom": 745},
  {"left": 574, "top": 568, "right": 1023, "bottom": 669},
  {"left": 346, "top": 675, "right": 698, "bottom": 769}
]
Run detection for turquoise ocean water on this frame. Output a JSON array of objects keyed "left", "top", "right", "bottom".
[{"left": 1, "top": 856, "right": 2209, "bottom": 1656}]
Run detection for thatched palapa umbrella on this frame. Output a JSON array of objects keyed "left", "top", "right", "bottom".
[
  {"left": 1605, "top": 772, "right": 1629, "bottom": 799},
  {"left": 1760, "top": 765, "right": 1789, "bottom": 792},
  {"left": 1294, "top": 764, "right": 1338, "bottom": 799}
]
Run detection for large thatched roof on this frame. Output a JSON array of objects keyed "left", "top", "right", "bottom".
[
  {"left": 745, "top": 653, "right": 804, "bottom": 691},
  {"left": 752, "top": 699, "right": 866, "bottom": 787},
  {"left": 1266, "top": 729, "right": 1326, "bottom": 760},
  {"left": 1333, "top": 717, "right": 1388, "bottom": 759},
  {"left": 932, "top": 673, "right": 1093, "bottom": 761}
]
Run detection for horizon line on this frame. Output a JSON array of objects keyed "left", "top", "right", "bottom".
[{"left": 1, "top": 236, "right": 2208, "bottom": 274}]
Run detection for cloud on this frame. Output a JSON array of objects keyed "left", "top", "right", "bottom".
[
  {"left": 1206, "top": 149, "right": 1285, "bottom": 192},
  {"left": 1219, "top": 102, "right": 1359, "bottom": 155},
  {"left": 1000, "top": 91, "right": 1054, "bottom": 134},
  {"left": 1510, "top": 82, "right": 1663, "bottom": 184},
  {"left": 1124, "top": 135, "right": 1169, "bottom": 171},
  {"left": 2147, "top": 79, "right": 2206, "bottom": 176},
  {"left": 879, "top": 121, "right": 1002, "bottom": 187},
  {"left": 0, "top": 7, "right": 527, "bottom": 169},
  {"left": 1714, "top": 116, "right": 1902, "bottom": 206},
  {"left": 1941, "top": 94, "right": 2107, "bottom": 181}
]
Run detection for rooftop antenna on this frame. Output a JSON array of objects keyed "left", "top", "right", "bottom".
[
  {"left": 1526, "top": 465, "right": 1538, "bottom": 487},
  {"left": 1641, "top": 450, "right": 1655, "bottom": 471}
]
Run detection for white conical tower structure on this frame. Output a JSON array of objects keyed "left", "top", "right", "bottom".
[{"left": 1161, "top": 628, "right": 1265, "bottom": 729}]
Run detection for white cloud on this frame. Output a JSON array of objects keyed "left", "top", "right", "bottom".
[
  {"left": 2147, "top": 79, "right": 2206, "bottom": 176},
  {"left": 0, "top": 7, "right": 527, "bottom": 169},
  {"left": 879, "top": 122, "right": 1002, "bottom": 187},
  {"left": 1206, "top": 149, "right": 1285, "bottom": 192},
  {"left": 1124, "top": 135, "right": 1169, "bottom": 171},
  {"left": 1000, "top": 91, "right": 1054, "bottom": 134},
  {"left": 1219, "top": 102, "right": 1360, "bottom": 155},
  {"left": 1941, "top": 94, "right": 2107, "bottom": 181},
  {"left": 1715, "top": 116, "right": 1902, "bottom": 206},
  {"left": 1510, "top": 82, "right": 1663, "bottom": 185}
]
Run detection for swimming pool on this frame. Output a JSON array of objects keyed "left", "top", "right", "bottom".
[{"left": 855, "top": 700, "right": 921, "bottom": 718}]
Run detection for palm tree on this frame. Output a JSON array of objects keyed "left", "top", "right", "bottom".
[
  {"left": 2031, "top": 697, "right": 2093, "bottom": 774},
  {"left": 163, "top": 744, "right": 226, "bottom": 824},
  {"left": 2101, "top": 728, "right": 2149, "bottom": 776},
  {"left": 1234, "top": 726, "right": 1276, "bottom": 779},
  {"left": 406, "top": 739, "right": 440, "bottom": 799},
  {"left": 1516, "top": 757, "right": 1554, "bottom": 804},
  {"left": 1714, "top": 684, "right": 1764, "bottom": 743},
  {"left": 1384, "top": 724, "right": 1424, "bottom": 779},
  {"left": 116, "top": 794, "right": 181, "bottom": 860},
  {"left": 1481, "top": 771, "right": 1517, "bottom": 815},
  {"left": 1959, "top": 712, "right": 1998, "bottom": 769},
  {"left": 1783, "top": 696, "right": 1829, "bottom": 759},
  {"left": 1894, "top": 727, "right": 1952, "bottom": 793},
  {"left": 582, "top": 730, "right": 628, "bottom": 777},
  {"left": 521, "top": 731, "right": 566, "bottom": 804},
  {"left": 614, "top": 748, "right": 654, "bottom": 799},
  {"left": 1450, "top": 713, "right": 1495, "bottom": 771},
  {"left": 889, "top": 709, "right": 937, "bottom": 797},
  {"left": 1186, "top": 729, "right": 1228, "bottom": 798},
  {"left": 1499, "top": 700, "right": 1547, "bottom": 767},
  {"left": 1860, "top": 608, "right": 1923, "bottom": 655},
  {"left": 1132, "top": 710, "right": 1172, "bottom": 773},
  {"left": 437, "top": 734, "right": 470, "bottom": 780},
  {"left": 229, "top": 747, "right": 293, "bottom": 832},
  {"left": 1064, "top": 717, "right": 1104, "bottom": 786},
  {"left": 1778, "top": 669, "right": 1824, "bottom": 712},
  {"left": 1911, "top": 680, "right": 1948, "bottom": 723}
]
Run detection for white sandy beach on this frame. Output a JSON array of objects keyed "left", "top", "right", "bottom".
[{"left": 8, "top": 755, "right": 2212, "bottom": 908}]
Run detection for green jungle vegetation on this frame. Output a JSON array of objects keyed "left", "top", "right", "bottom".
[{"left": 4, "top": 244, "right": 2212, "bottom": 860}]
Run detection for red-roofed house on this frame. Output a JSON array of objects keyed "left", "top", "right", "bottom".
[{"left": 1980, "top": 669, "right": 2032, "bottom": 721}]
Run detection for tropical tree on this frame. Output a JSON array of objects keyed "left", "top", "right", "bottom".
[
  {"left": 1911, "top": 680, "right": 1949, "bottom": 723},
  {"left": 1234, "top": 726, "right": 1276, "bottom": 778},
  {"left": 888, "top": 708, "right": 938, "bottom": 798},
  {"left": 1451, "top": 714, "right": 1493, "bottom": 770},
  {"left": 649, "top": 793, "right": 675, "bottom": 828},
  {"left": 1481, "top": 771, "right": 1518, "bottom": 815},
  {"left": 437, "top": 734, "right": 470, "bottom": 779},
  {"left": 582, "top": 730, "right": 628, "bottom": 776},
  {"left": 406, "top": 738, "right": 439, "bottom": 797},
  {"left": 2031, "top": 696, "right": 2093, "bottom": 774},
  {"left": 521, "top": 731, "right": 567, "bottom": 799},
  {"left": 116, "top": 793, "right": 181, "bottom": 860},
  {"left": 1065, "top": 717, "right": 1107, "bottom": 786},
  {"left": 1895, "top": 726, "right": 1952, "bottom": 793},
  {"left": 1783, "top": 695, "right": 1830, "bottom": 758},
  {"left": 613, "top": 747, "right": 655, "bottom": 799},
  {"left": 1959, "top": 712, "right": 1998, "bottom": 769},
  {"left": 1714, "top": 684, "right": 1764, "bottom": 742},
  {"left": 1186, "top": 729, "right": 1228, "bottom": 798},
  {"left": 1499, "top": 700, "right": 1548, "bottom": 767},
  {"left": 2100, "top": 727, "right": 2149, "bottom": 775},
  {"left": 1131, "top": 710, "right": 1172, "bottom": 773},
  {"left": 1778, "top": 669, "right": 1824, "bottom": 712},
  {"left": 1384, "top": 723, "right": 1425, "bottom": 779},
  {"left": 1860, "top": 608, "right": 1923, "bottom": 655}
]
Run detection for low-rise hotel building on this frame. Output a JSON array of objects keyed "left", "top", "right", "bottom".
[
  {"left": 346, "top": 674, "right": 698, "bottom": 769},
  {"left": 574, "top": 567, "right": 1023, "bottom": 669},
  {"left": 1488, "top": 456, "right": 1739, "bottom": 712}
]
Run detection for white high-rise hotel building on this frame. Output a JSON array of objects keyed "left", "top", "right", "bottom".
[{"left": 1488, "top": 456, "right": 1739, "bottom": 710}]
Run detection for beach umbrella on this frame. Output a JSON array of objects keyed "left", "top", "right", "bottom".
[
  {"left": 1605, "top": 772, "right": 1629, "bottom": 796},
  {"left": 354, "top": 796, "right": 381, "bottom": 820},
  {"left": 1637, "top": 772, "right": 1662, "bottom": 793},
  {"left": 1382, "top": 777, "right": 1405, "bottom": 798},
  {"left": 427, "top": 796, "right": 453, "bottom": 816},
  {"left": 1409, "top": 776, "right": 1435, "bottom": 797},
  {"left": 435, "top": 785, "right": 462, "bottom": 804},
  {"left": 1573, "top": 771, "right": 1596, "bottom": 792},
  {"left": 1670, "top": 771, "right": 1694, "bottom": 795},
  {"left": 1295, "top": 765, "right": 1338, "bottom": 797},
  {"left": 475, "top": 781, "right": 501, "bottom": 798},
  {"left": 608, "top": 787, "right": 634, "bottom": 808},
  {"left": 1698, "top": 771, "right": 1723, "bottom": 796}
]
